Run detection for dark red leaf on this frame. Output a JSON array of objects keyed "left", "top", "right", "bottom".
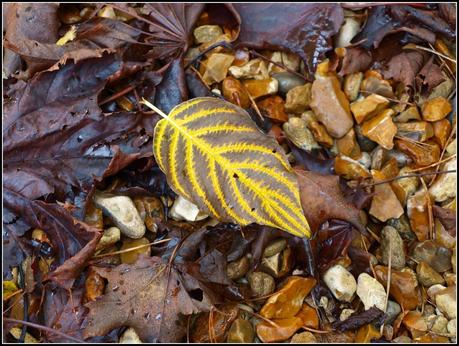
[{"left": 332, "top": 306, "right": 385, "bottom": 331}]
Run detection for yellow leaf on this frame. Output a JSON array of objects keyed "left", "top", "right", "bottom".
[
  {"left": 143, "top": 97, "right": 310, "bottom": 238},
  {"left": 56, "top": 25, "right": 76, "bottom": 46}
]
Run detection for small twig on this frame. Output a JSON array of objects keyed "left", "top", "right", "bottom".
[
  {"left": 189, "top": 65, "right": 211, "bottom": 90},
  {"left": 301, "top": 326, "right": 331, "bottom": 334},
  {"left": 410, "top": 154, "right": 456, "bottom": 172},
  {"left": 99, "top": 85, "right": 136, "bottom": 106},
  {"left": 3, "top": 318, "right": 85, "bottom": 343},
  {"left": 362, "top": 170, "right": 457, "bottom": 188},
  {"left": 92, "top": 238, "right": 171, "bottom": 259},
  {"left": 249, "top": 49, "right": 309, "bottom": 82},
  {"left": 247, "top": 91, "right": 264, "bottom": 121},
  {"left": 365, "top": 227, "right": 381, "bottom": 243}
]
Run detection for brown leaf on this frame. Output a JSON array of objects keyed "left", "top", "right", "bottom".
[
  {"left": 332, "top": 306, "right": 385, "bottom": 332},
  {"left": 83, "top": 256, "right": 204, "bottom": 342},
  {"left": 295, "top": 168, "right": 365, "bottom": 234},
  {"left": 416, "top": 56, "right": 446, "bottom": 94},
  {"left": 382, "top": 51, "right": 426, "bottom": 89},
  {"left": 234, "top": 3, "right": 344, "bottom": 80},
  {"left": 338, "top": 47, "right": 372, "bottom": 76}
]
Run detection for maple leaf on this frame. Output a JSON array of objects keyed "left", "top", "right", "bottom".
[{"left": 83, "top": 256, "right": 205, "bottom": 343}]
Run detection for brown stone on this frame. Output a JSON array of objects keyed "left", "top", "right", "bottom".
[
  {"left": 133, "top": 196, "right": 163, "bottom": 233},
  {"left": 369, "top": 170, "right": 404, "bottom": 222},
  {"left": 84, "top": 203, "right": 104, "bottom": 229},
  {"left": 260, "top": 276, "right": 316, "bottom": 319},
  {"left": 390, "top": 167, "right": 419, "bottom": 206},
  {"left": 337, "top": 128, "right": 361, "bottom": 159},
  {"left": 296, "top": 303, "right": 319, "bottom": 329},
  {"left": 396, "top": 121, "right": 434, "bottom": 142},
  {"left": 228, "top": 58, "right": 269, "bottom": 80},
  {"left": 222, "top": 77, "right": 251, "bottom": 108},
  {"left": 351, "top": 94, "right": 390, "bottom": 124},
  {"left": 120, "top": 237, "right": 150, "bottom": 264},
  {"left": 227, "top": 318, "right": 255, "bottom": 343},
  {"left": 374, "top": 265, "right": 420, "bottom": 311},
  {"left": 355, "top": 324, "right": 381, "bottom": 343},
  {"left": 395, "top": 139, "right": 441, "bottom": 167},
  {"left": 416, "top": 262, "right": 445, "bottom": 287},
  {"left": 193, "top": 25, "right": 223, "bottom": 44},
  {"left": 393, "top": 106, "right": 422, "bottom": 123},
  {"left": 361, "top": 109, "right": 397, "bottom": 150},
  {"left": 242, "top": 78, "right": 278, "bottom": 99},
  {"left": 407, "top": 190, "right": 430, "bottom": 242},
  {"left": 302, "top": 112, "right": 334, "bottom": 148},
  {"left": 285, "top": 83, "right": 312, "bottom": 114},
  {"left": 344, "top": 72, "right": 363, "bottom": 102},
  {"left": 432, "top": 119, "right": 452, "bottom": 149},
  {"left": 414, "top": 334, "right": 449, "bottom": 343},
  {"left": 360, "top": 75, "right": 394, "bottom": 98},
  {"left": 257, "top": 95, "right": 289, "bottom": 122},
  {"left": 380, "top": 157, "right": 399, "bottom": 180},
  {"left": 334, "top": 154, "right": 371, "bottom": 180},
  {"left": 256, "top": 317, "right": 303, "bottom": 343},
  {"left": 422, "top": 97, "right": 452, "bottom": 122},
  {"left": 283, "top": 117, "right": 320, "bottom": 152},
  {"left": 201, "top": 53, "right": 235, "bottom": 85},
  {"left": 310, "top": 75, "right": 354, "bottom": 138},
  {"left": 85, "top": 267, "right": 106, "bottom": 302},
  {"left": 402, "top": 311, "right": 427, "bottom": 339},
  {"left": 290, "top": 331, "right": 317, "bottom": 343}
]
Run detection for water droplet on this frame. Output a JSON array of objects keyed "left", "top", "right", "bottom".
[
  {"left": 155, "top": 313, "right": 162, "bottom": 320},
  {"left": 77, "top": 135, "right": 83, "bottom": 143}
]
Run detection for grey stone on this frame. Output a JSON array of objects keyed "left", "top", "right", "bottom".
[
  {"left": 272, "top": 72, "right": 306, "bottom": 95},
  {"left": 380, "top": 226, "right": 406, "bottom": 269}
]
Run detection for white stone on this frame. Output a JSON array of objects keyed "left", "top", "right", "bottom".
[
  {"left": 356, "top": 273, "right": 386, "bottom": 311},
  {"left": 169, "top": 195, "right": 208, "bottom": 222},
  {"left": 94, "top": 193, "right": 145, "bottom": 239},
  {"left": 429, "top": 158, "right": 456, "bottom": 202},
  {"left": 228, "top": 59, "right": 269, "bottom": 80},
  {"left": 340, "top": 308, "right": 355, "bottom": 321},
  {"left": 336, "top": 17, "right": 361, "bottom": 48},
  {"left": 323, "top": 265, "right": 357, "bottom": 302},
  {"left": 96, "top": 227, "right": 121, "bottom": 250},
  {"left": 119, "top": 327, "right": 142, "bottom": 343},
  {"left": 427, "top": 284, "right": 446, "bottom": 300},
  {"left": 447, "top": 319, "right": 456, "bottom": 337}
]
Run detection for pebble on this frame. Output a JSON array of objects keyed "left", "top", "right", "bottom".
[
  {"left": 283, "top": 117, "right": 320, "bottom": 152},
  {"left": 201, "top": 53, "right": 235, "bottom": 84},
  {"left": 257, "top": 95, "right": 289, "bottom": 122},
  {"left": 272, "top": 72, "right": 306, "bottom": 95},
  {"left": 393, "top": 335, "right": 413, "bottom": 343},
  {"left": 406, "top": 190, "right": 430, "bottom": 242},
  {"left": 355, "top": 125, "right": 377, "bottom": 152},
  {"left": 227, "top": 256, "right": 250, "bottom": 280},
  {"left": 267, "top": 51, "right": 301, "bottom": 73},
  {"left": 422, "top": 97, "right": 452, "bottom": 122},
  {"left": 380, "top": 225, "right": 406, "bottom": 270},
  {"left": 429, "top": 158, "right": 456, "bottom": 202},
  {"left": 263, "top": 238, "right": 287, "bottom": 258},
  {"left": 256, "top": 317, "right": 303, "bottom": 343},
  {"left": 395, "top": 139, "right": 440, "bottom": 167},
  {"left": 343, "top": 72, "right": 363, "bottom": 102},
  {"left": 222, "top": 76, "right": 251, "bottom": 108},
  {"left": 431, "top": 315, "right": 449, "bottom": 334},
  {"left": 444, "top": 273, "right": 456, "bottom": 287},
  {"left": 374, "top": 265, "right": 419, "bottom": 311},
  {"left": 426, "top": 284, "right": 446, "bottom": 300},
  {"left": 361, "top": 75, "right": 394, "bottom": 99},
  {"left": 447, "top": 319, "right": 456, "bottom": 337},
  {"left": 388, "top": 215, "right": 415, "bottom": 241},
  {"left": 361, "top": 109, "right": 397, "bottom": 150},
  {"left": 336, "top": 127, "right": 361, "bottom": 159},
  {"left": 323, "top": 265, "right": 357, "bottom": 302},
  {"left": 193, "top": 25, "right": 223, "bottom": 44},
  {"left": 369, "top": 170, "right": 404, "bottom": 222},
  {"left": 402, "top": 311, "right": 427, "bottom": 339},
  {"left": 93, "top": 192, "right": 145, "bottom": 239},
  {"left": 290, "top": 331, "right": 317, "bottom": 343},
  {"left": 96, "top": 227, "right": 121, "bottom": 251},
  {"left": 432, "top": 118, "right": 452, "bottom": 148},
  {"left": 242, "top": 78, "right": 278, "bottom": 99},
  {"left": 357, "top": 151, "right": 371, "bottom": 169},
  {"left": 393, "top": 106, "right": 421, "bottom": 122},
  {"left": 228, "top": 58, "right": 269, "bottom": 80},
  {"left": 416, "top": 262, "right": 445, "bottom": 287},
  {"left": 302, "top": 111, "right": 334, "bottom": 148},
  {"left": 350, "top": 94, "right": 390, "bottom": 124},
  {"left": 260, "top": 276, "right": 316, "bottom": 319},
  {"left": 435, "top": 286, "right": 456, "bottom": 319},
  {"left": 248, "top": 272, "right": 275, "bottom": 297},
  {"left": 396, "top": 121, "right": 434, "bottom": 142},
  {"left": 340, "top": 309, "right": 355, "bottom": 321},
  {"left": 336, "top": 17, "right": 360, "bottom": 47},
  {"left": 310, "top": 75, "right": 354, "bottom": 138},
  {"left": 133, "top": 196, "right": 163, "bottom": 233},
  {"left": 169, "top": 195, "right": 208, "bottom": 222},
  {"left": 227, "top": 318, "right": 255, "bottom": 343},
  {"left": 119, "top": 327, "right": 142, "bottom": 343},
  {"left": 356, "top": 273, "right": 386, "bottom": 311},
  {"left": 385, "top": 300, "right": 401, "bottom": 324},
  {"left": 390, "top": 166, "right": 419, "bottom": 206},
  {"left": 120, "top": 237, "right": 150, "bottom": 264},
  {"left": 285, "top": 83, "right": 312, "bottom": 114},
  {"left": 334, "top": 154, "right": 371, "bottom": 180},
  {"left": 412, "top": 240, "right": 452, "bottom": 273}
]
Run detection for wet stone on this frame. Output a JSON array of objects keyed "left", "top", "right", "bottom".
[
  {"left": 350, "top": 94, "right": 390, "bottom": 124},
  {"left": 361, "top": 109, "right": 397, "bottom": 150},
  {"left": 96, "top": 227, "right": 121, "bottom": 251},
  {"left": 403, "top": 311, "right": 427, "bottom": 339},
  {"left": 248, "top": 272, "right": 275, "bottom": 297},
  {"left": 256, "top": 317, "right": 303, "bottom": 343},
  {"left": 422, "top": 97, "right": 452, "bottom": 122},
  {"left": 257, "top": 96, "right": 289, "bottom": 123},
  {"left": 193, "top": 25, "right": 223, "bottom": 44},
  {"left": 227, "top": 318, "right": 255, "bottom": 343},
  {"left": 407, "top": 190, "right": 430, "bottom": 242},
  {"left": 429, "top": 158, "right": 456, "bottom": 202},
  {"left": 369, "top": 170, "right": 404, "bottom": 222},
  {"left": 432, "top": 119, "right": 452, "bottom": 149},
  {"left": 393, "top": 106, "right": 422, "bottom": 123},
  {"left": 355, "top": 125, "right": 377, "bottom": 152},
  {"left": 273, "top": 72, "right": 306, "bottom": 95},
  {"left": 411, "top": 240, "right": 452, "bottom": 273},
  {"left": 360, "top": 75, "right": 394, "bottom": 99},
  {"left": 120, "top": 237, "right": 150, "bottom": 264},
  {"left": 201, "top": 53, "right": 235, "bottom": 85},
  {"left": 243, "top": 78, "right": 278, "bottom": 99},
  {"left": 390, "top": 167, "right": 419, "bottom": 206},
  {"left": 388, "top": 215, "right": 415, "bottom": 241},
  {"left": 302, "top": 111, "right": 334, "bottom": 148},
  {"left": 356, "top": 273, "right": 386, "bottom": 311},
  {"left": 385, "top": 300, "right": 402, "bottom": 324},
  {"left": 283, "top": 117, "right": 320, "bottom": 152},
  {"left": 323, "top": 264, "right": 357, "bottom": 302},
  {"left": 229, "top": 58, "right": 269, "bottom": 80},
  {"left": 227, "top": 256, "right": 250, "bottom": 280},
  {"left": 416, "top": 262, "right": 445, "bottom": 287},
  {"left": 334, "top": 154, "right": 371, "bottom": 180},
  {"left": 380, "top": 226, "right": 406, "bottom": 270},
  {"left": 284, "top": 83, "right": 312, "bottom": 114},
  {"left": 222, "top": 76, "right": 251, "bottom": 108},
  {"left": 396, "top": 121, "right": 434, "bottom": 142},
  {"left": 263, "top": 238, "right": 287, "bottom": 258},
  {"left": 290, "top": 331, "right": 317, "bottom": 343},
  {"left": 344, "top": 72, "right": 363, "bottom": 102},
  {"left": 336, "top": 127, "right": 361, "bottom": 159}
]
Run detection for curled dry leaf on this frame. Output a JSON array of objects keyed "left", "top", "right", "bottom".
[{"left": 149, "top": 97, "right": 311, "bottom": 238}]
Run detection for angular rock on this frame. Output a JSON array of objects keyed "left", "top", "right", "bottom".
[
  {"left": 256, "top": 317, "right": 303, "bottom": 343},
  {"left": 412, "top": 240, "right": 452, "bottom": 273},
  {"left": 429, "top": 158, "right": 457, "bottom": 202},
  {"left": 323, "top": 265, "right": 357, "bottom": 302},
  {"left": 263, "top": 238, "right": 287, "bottom": 258},
  {"left": 301, "top": 111, "right": 334, "bottom": 148},
  {"left": 344, "top": 72, "right": 363, "bottom": 102},
  {"left": 402, "top": 311, "right": 427, "bottom": 339},
  {"left": 435, "top": 286, "right": 456, "bottom": 319},
  {"left": 388, "top": 215, "right": 415, "bottom": 240},
  {"left": 395, "top": 139, "right": 440, "bottom": 167},
  {"left": 227, "top": 256, "right": 250, "bottom": 280},
  {"left": 361, "top": 109, "right": 397, "bottom": 150},
  {"left": 374, "top": 265, "right": 420, "bottom": 311},
  {"left": 194, "top": 25, "right": 223, "bottom": 44},
  {"left": 447, "top": 319, "right": 456, "bottom": 337},
  {"left": 227, "top": 318, "right": 255, "bottom": 343},
  {"left": 228, "top": 58, "right": 269, "bottom": 80},
  {"left": 267, "top": 51, "right": 301, "bottom": 74},
  {"left": 93, "top": 193, "right": 146, "bottom": 239},
  {"left": 393, "top": 106, "right": 422, "bottom": 123},
  {"left": 222, "top": 76, "right": 251, "bottom": 108},
  {"left": 334, "top": 154, "right": 371, "bottom": 180},
  {"left": 422, "top": 97, "right": 452, "bottom": 122},
  {"left": 396, "top": 121, "right": 434, "bottom": 142},
  {"left": 273, "top": 72, "right": 306, "bottom": 95},
  {"left": 390, "top": 167, "right": 419, "bottom": 206},
  {"left": 340, "top": 309, "right": 356, "bottom": 321},
  {"left": 119, "top": 327, "right": 143, "bottom": 343},
  {"left": 369, "top": 170, "right": 404, "bottom": 222},
  {"left": 201, "top": 53, "right": 235, "bottom": 85},
  {"left": 310, "top": 75, "right": 354, "bottom": 138},
  {"left": 242, "top": 78, "right": 278, "bottom": 99},
  {"left": 170, "top": 195, "right": 208, "bottom": 222},
  {"left": 336, "top": 128, "right": 361, "bottom": 159},
  {"left": 260, "top": 276, "right": 316, "bottom": 319},
  {"left": 380, "top": 226, "right": 406, "bottom": 270},
  {"left": 416, "top": 262, "right": 445, "bottom": 287},
  {"left": 248, "top": 272, "right": 275, "bottom": 297},
  {"left": 360, "top": 75, "right": 394, "bottom": 99},
  {"left": 356, "top": 273, "right": 386, "bottom": 311},
  {"left": 283, "top": 117, "right": 320, "bottom": 152},
  {"left": 350, "top": 94, "right": 390, "bottom": 124},
  {"left": 285, "top": 83, "right": 312, "bottom": 114},
  {"left": 432, "top": 119, "right": 452, "bottom": 149},
  {"left": 257, "top": 95, "right": 289, "bottom": 122},
  {"left": 407, "top": 190, "right": 431, "bottom": 242}
]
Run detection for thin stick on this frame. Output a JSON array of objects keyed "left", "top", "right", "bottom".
[
  {"left": 92, "top": 238, "right": 171, "bottom": 259},
  {"left": 3, "top": 318, "right": 85, "bottom": 343},
  {"left": 410, "top": 154, "right": 456, "bottom": 172},
  {"left": 3, "top": 288, "right": 23, "bottom": 302},
  {"left": 99, "top": 85, "right": 136, "bottom": 106},
  {"left": 301, "top": 326, "right": 331, "bottom": 334},
  {"left": 403, "top": 43, "right": 457, "bottom": 63},
  {"left": 362, "top": 170, "right": 457, "bottom": 188},
  {"left": 420, "top": 177, "right": 434, "bottom": 240},
  {"left": 365, "top": 227, "right": 381, "bottom": 243},
  {"left": 247, "top": 91, "right": 264, "bottom": 121},
  {"left": 249, "top": 50, "right": 309, "bottom": 82}
]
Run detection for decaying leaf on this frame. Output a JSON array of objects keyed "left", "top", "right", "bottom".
[
  {"left": 83, "top": 256, "right": 204, "bottom": 342},
  {"left": 295, "top": 168, "right": 365, "bottom": 234},
  {"left": 146, "top": 97, "right": 311, "bottom": 238}
]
